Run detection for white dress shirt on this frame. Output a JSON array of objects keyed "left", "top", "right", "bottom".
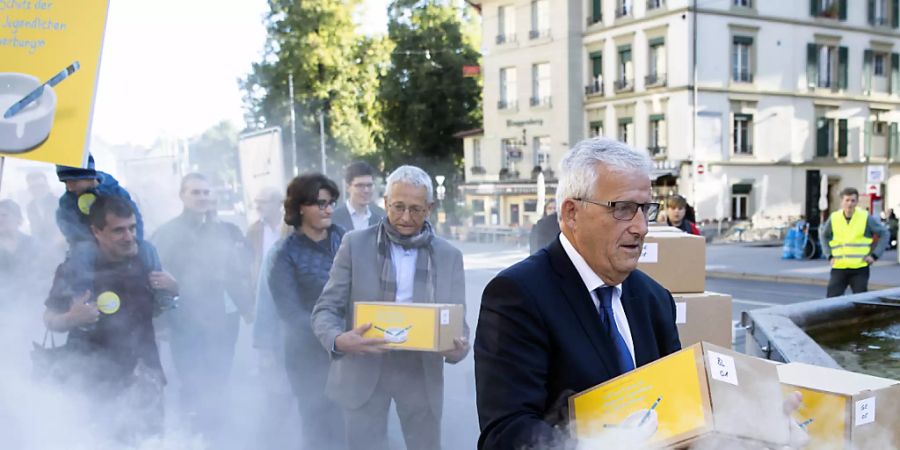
[
  {"left": 261, "top": 221, "right": 280, "bottom": 257},
  {"left": 347, "top": 200, "right": 372, "bottom": 231},
  {"left": 559, "top": 233, "right": 636, "bottom": 366},
  {"left": 389, "top": 243, "right": 417, "bottom": 303}
]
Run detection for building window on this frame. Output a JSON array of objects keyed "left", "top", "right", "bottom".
[
  {"left": 499, "top": 67, "right": 517, "bottom": 109},
  {"left": 733, "top": 114, "right": 753, "bottom": 155},
  {"left": 530, "top": 0, "right": 550, "bottom": 39},
  {"left": 648, "top": 115, "right": 667, "bottom": 157},
  {"left": 868, "top": 0, "right": 894, "bottom": 26},
  {"left": 586, "top": 51, "right": 603, "bottom": 95},
  {"left": 533, "top": 136, "right": 551, "bottom": 170},
  {"left": 875, "top": 53, "right": 886, "bottom": 76},
  {"left": 647, "top": 38, "right": 666, "bottom": 86},
  {"left": 732, "top": 194, "right": 749, "bottom": 220},
  {"left": 616, "top": 0, "right": 631, "bottom": 18},
  {"left": 589, "top": 120, "right": 604, "bottom": 137},
  {"left": 807, "top": 43, "right": 847, "bottom": 90},
  {"left": 732, "top": 36, "right": 753, "bottom": 82},
  {"left": 589, "top": 0, "right": 602, "bottom": 25},
  {"left": 616, "top": 45, "right": 633, "bottom": 91},
  {"left": 502, "top": 138, "right": 523, "bottom": 175},
  {"left": 531, "top": 63, "right": 551, "bottom": 107},
  {"left": 815, "top": 117, "right": 848, "bottom": 158},
  {"left": 811, "top": 0, "right": 845, "bottom": 20},
  {"left": 497, "top": 5, "right": 516, "bottom": 44},
  {"left": 472, "top": 199, "right": 486, "bottom": 225},
  {"left": 647, "top": 0, "right": 664, "bottom": 10},
  {"left": 473, "top": 138, "right": 482, "bottom": 168},
  {"left": 618, "top": 118, "right": 633, "bottom": 144},
  {"left": 734, "top": 0, "right": 752, "bottom": 7}
]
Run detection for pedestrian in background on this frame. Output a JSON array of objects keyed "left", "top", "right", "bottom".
[
  {"left": 664, "top": 194, "right": 700, "bottom": 235},
  {"left": 269, "top": 173, "right": 346, "bottom": 450},
  {"left": 821, "top": 187, "right": 889, "bottom": 297},
  {"left": 332, "top": 161, "right": 386, "bottom": 232},
  {"left": 529, "top": 199, "right": 559, "bottom": 254}
]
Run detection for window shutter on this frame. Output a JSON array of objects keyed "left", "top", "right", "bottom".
[
  {"left": 869, "top": 0, "right": 876, "bottom": 24},
  {"left": 593, "top": 0, "right": 602, "bottom": 22},
  {"left": 863, "top": 50, "right": 874, "bottom": 94},
  {"left": 838, "top": 46, "right": 848, "bottom": 90},
  {"left": 807, "top": 43, "right": 819, "bottom": 88},
  {"left": 893, "top": 0, "right": 899, "bottom": 27},
  {"left": 838, "top": 119, "right": 848, "bottom": 157},
  {"left": 839, "top": 0, "right": 847, "bottom": 20},
  {"left": 816, "top": 118, "right": 829, "bottom": 157},
  {"left": 590, "top": 52, "right": 603, "bottom": 78},
  {"left": 891, "top": 122, "right": 899, "bottom": 160},
  {"left": 892, "top": 53, "right": 900, "bottom": 95},
  {"left": 810, "top": 0, "right": 819, "bottom": 16},
  {"left": 865, "top": 121, "right": 873, "bottom": 160}
]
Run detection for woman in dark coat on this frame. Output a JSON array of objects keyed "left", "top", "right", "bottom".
[{"left": 269, "top": 173, "right": 346, "bottom": 450}]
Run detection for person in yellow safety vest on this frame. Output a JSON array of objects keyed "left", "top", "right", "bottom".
[{"left": 821, "top": 187, "right": 889, "bottom": 298}]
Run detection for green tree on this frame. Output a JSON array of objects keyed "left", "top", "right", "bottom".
[
  {"left": 380, "top": 0, "right": 482, "bottom": 174},
  {"left": 190, "top": 120, "right": 239, "bottom": 181},
  {"left": 240, "top": 0, "right": 390, "bottom": 175}
]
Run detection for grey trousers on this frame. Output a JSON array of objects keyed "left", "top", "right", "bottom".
[{"left": 344, "top": 351, "right": 442, "bottom": 450}]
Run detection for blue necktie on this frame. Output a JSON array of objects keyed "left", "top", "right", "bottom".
[{"left": 596, "top": 286, "right": 636, "bottom": 375}]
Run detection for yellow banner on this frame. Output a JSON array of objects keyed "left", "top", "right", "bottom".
[{"left": 0, "top": 0, "right": 110, "bottom": 166}]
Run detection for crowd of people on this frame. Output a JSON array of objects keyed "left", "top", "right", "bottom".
[{"left": 2, "top": 137, "right": 827, "bottom": 449}]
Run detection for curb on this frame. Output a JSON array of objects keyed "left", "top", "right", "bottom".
[{"left": 706, "top": 270, "right": 897, "bottom": 291}]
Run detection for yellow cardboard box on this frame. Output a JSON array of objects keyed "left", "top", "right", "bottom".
[
  {"left": 570, "top": 342, "right": 790, "bottom": 448},
  {"left": 672, "top": 292, "right": 733, "bottom": 348},
  {"left": 777, "top": 362, "right": 900, "bottom": 450},
  {"left": 638, "top": 226, "right": 706, "bottom": 293},
  {"left": 353, "top": 302, "right": 464, "bottom": 352}
]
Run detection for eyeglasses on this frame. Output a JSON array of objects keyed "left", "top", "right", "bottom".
[
  {"left": 190, "top": 189, "right": 211, "bottom": 196},
  {"left": 389, "top": 203, "right": 428, "bottom": 218},
  {"left": 573, "top": 198, "right": 660, "bottom": 221},
  {"left": 309, "top": 199, "right": 337, "bottom": 210}
]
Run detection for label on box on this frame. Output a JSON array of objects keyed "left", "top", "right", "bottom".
[
  {"left": 639, "top": 243, "right": 659, "bottom": 263},
  {"left": 855, "top": 397, "right": 876, "bottom": 426},
  {"left": 708, "top": 351, "right": 739, "bottom": 386},
  {"left": 675, "top": 302, "right": 687, "bottom": 324},
  {"left": 440, "top": 309, "right": 450, "bottom": 325}
]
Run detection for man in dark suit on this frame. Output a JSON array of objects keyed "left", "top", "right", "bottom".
[
  {"left": 475, "top": 137, "right": 679, "bottom": 449},
  {"left": 332, "top": 161, "right": 386, "bottom": 232}
]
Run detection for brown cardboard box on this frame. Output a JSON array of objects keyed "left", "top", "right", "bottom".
[
  {"left": 638, "top": 226, "right": 706, "bottom": 293},
  {"left": 353, "top": 302, "right": 464, "bottom": 352},
  {"left": 570, "top": 342, "right": 790, "bottom": 449},
  {"left": 777, "top": 362, "right": 900, "bottom": 450},
  {"left": 672, "top": 292, "right": 733, "bottom": 348}
]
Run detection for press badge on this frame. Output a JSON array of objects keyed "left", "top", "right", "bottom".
[{"left": 96, "top": 291, "right": 121, "bottom": 314}]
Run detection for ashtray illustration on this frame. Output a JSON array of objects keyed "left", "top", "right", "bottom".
[
  {"left": 0, "top": 72, "right": 57, "bottom": 153},
  {"left": 375, "top": 325, "right": 412, "bottom": 343}
]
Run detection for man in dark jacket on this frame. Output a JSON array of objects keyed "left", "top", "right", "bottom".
[
  {"left": 151, "top": 173, "right": 254, "bottom": 439},
  {"left": 529, "top": 199, "right": 559, "bottom": 254},
  {"left": 332, "top": 161, "right": 386, "bottom": 232}
]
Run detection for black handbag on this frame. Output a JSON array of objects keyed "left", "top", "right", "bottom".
[{"left": 30, "top": 329, "right": 71, "bottom": 382}]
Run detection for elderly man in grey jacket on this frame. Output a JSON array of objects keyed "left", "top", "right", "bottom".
[{"left": 312, "top": 165, "right": 469, "bottom": 450}]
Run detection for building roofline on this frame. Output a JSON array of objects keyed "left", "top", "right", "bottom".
[{"left": 453, "top": 128, "right": 484, "bottom": 138}]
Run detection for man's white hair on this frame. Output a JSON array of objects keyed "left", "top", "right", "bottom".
[
  {"left": 386, "top": 165, "right": 434, "bottom": 202},
  {"left": 555, "top": 137, "right": 652, "bottom": 214}
]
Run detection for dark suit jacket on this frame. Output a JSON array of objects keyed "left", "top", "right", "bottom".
[
  {"left": 529, "top": 212, "right": 560, "bottom": 254},
  {"left": 474, "top": 237, "right": 681, "bottom": 450},
  {"left": 331, "top": 203, "right": 386, "bottom": 232}
]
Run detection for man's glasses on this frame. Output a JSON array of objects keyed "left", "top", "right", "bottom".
[
  {"left": 309, "top": 199, "right": 337, "bottom": 210},
  {"left": 388, "top": 203, "right": 428, "bottom": 218},
  {"left": 352, "top": 182, "right": 374, "bottom": 190},
  {"left": 573, "top": 198, "right": 660, "bottom": 221},
  {"left": 190, "top": 189, "right": 211, "bottom": 196}
]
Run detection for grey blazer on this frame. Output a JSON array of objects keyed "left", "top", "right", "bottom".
[
  {"left": 311, "top": 225, "right": 469, "bottom": 414},
  {"left": 331, "top": 203, "right": 386, "bottom": 232}
]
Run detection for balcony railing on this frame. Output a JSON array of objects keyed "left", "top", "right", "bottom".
[
  {"left": 495, "top": 34, "right": 517, "bottom": 45},
  {"left": 529, "top": 96, "right": 552, "bottom": 108},
  {"left": 529, "top": 29, "right": 551, "bottom": 40},
  {"left": 871, "top": 16, "right": 889, "bottom": 26},
  {"left": 647, "top": 0, "right": 665, "bottom": 10},
  {"left": 497, "top": 99, "right": 518, "bottom": 110},
  {"left": 645, "top": 72, "right": 667, "bottom": 87},
  {"left": 648, "top": 146, "right": 667, "bottom": 158},
  {"left": 733, "top": 71, "right": 754, "bottom": 83},
  {"left": 614, "top": 78, "right": 633, "bottom": 92},
  {"left": 584, "top": 82, "right": 603, "bottom": 96}
]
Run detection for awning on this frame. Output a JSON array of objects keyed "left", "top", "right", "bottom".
[{"left": 732, "top": 183, "right": 753, "bottom": 194}]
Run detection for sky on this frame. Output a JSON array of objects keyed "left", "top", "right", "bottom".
[{"left": 91, "top": 0, "right": 391, "bottom": 146}]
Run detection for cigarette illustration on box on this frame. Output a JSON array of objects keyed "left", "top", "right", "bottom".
[
  {"left": 374, "top": 325, "right": 413, "bottom": 344},
  {"left": 1, "top": 62, "right": 79, "bottom": 153}
]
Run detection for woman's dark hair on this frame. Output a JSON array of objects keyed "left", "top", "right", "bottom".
[{"left": 283, "top": 172, "right": 340, "bottom": 227}]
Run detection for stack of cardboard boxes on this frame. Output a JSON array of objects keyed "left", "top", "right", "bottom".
[{"left": 638, "top": 226, "right": 733, "bottom": 348}]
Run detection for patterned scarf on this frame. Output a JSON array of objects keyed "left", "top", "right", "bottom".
[{"left": 376, "top": 219, "right": 436, "bottom": 303}]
